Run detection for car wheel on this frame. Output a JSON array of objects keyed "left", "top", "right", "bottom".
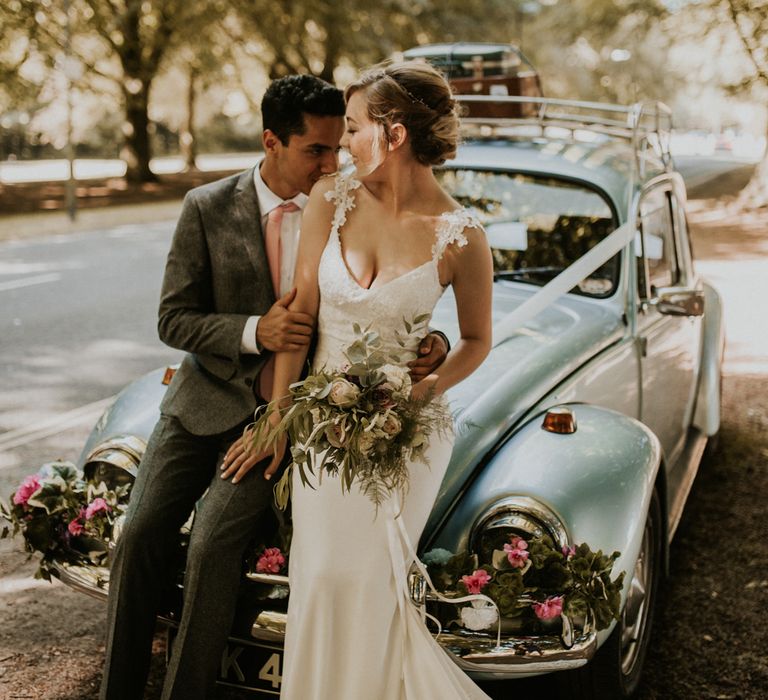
[{"left": 558, "top": 488, "right": 662, "bottom": 700}]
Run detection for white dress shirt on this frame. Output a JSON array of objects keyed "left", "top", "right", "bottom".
[{"left": 240, "top": 161, "right": 308, "bottom": 354}]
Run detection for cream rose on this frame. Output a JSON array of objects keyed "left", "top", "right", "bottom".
[
  {"left": 327, "top": 378, "right": 360, "bottom": 407},
  {"left": 379, "top": 364, "right": 412, "bottom": 398}
]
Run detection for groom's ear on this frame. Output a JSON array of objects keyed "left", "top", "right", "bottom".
[
  {"left": 263, "top": 129, "right": 281, "bottom": 154},
  {"left": 387, "top": 123, "right": 407, "bottom": 152}
]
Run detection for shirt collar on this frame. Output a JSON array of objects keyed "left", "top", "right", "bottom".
[{"left": 253, "top": 159, "right": 308, "bottom": 218}]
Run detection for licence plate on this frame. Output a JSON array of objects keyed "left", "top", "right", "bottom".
[{"left": 167, "top": 627, "right": 284, "bottom": 696}]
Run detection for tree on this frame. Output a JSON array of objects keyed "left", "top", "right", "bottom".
[
  {"left": 227, "top": 0, "right": 518, "bottom": 85},
  {"left": 0, "top": 0, "right": 229, "bottom": 182},
  {"left": 722, "top": 0, "right": 768, "bottom": 207}
]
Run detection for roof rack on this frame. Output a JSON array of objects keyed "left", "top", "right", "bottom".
[{"left": 454, "top": 95, "right": 674, "bottom": 178}]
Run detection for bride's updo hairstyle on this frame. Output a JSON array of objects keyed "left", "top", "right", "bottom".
[{"left": 344, "top": 61, "right": 459, "bottom": 166}]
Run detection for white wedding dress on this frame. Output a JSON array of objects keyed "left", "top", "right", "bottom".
[{"left": 281, "top": 173, "right": 491, "bottom": 700}]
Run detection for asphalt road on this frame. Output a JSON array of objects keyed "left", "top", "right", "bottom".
[{"left": 0, "top": 219, "right": 180, "bottom": 495}]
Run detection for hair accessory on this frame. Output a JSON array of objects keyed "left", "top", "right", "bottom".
[{"left": 387, "top": 74, "right": 434, "bottom": 111}]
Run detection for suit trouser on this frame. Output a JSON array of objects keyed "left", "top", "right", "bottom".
[{"left": 100, "top": 413, "right": 274, "bottom": 700}]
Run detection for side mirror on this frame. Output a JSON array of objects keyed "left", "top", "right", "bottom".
[{"left": 652, "top": 289, "right": 705, "bottom": 317}]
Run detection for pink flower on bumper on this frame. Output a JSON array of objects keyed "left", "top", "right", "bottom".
[
  {"left": 256, "top": 547, "right": 285, "bottom": 574},
  {"left": 67, "top": 518, "right": 84, "bottom": 537},
  {"left": 461, "top": 569, "right": 492, "bottom": 595},
  {"left": 12, "top": 475, "right": 41, "bottom": 506},
  {"left": 85, "top": 498, "right": 110, "bottom": 520},
  {"left": 503, "top": 535, "right": 529, "bottom": 568},
  {"left": 533, "top": 595, "right": 564, "bottom": 620}
]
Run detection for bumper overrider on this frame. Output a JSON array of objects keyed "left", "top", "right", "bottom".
[{"left": 53, "top": 562, "right": 597, "bottom": 678}]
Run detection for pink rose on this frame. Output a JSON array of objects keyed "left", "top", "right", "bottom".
[
  {"left": 461, "top": 569, "right": 492, "bottom": 595},
  {"left": 503, "top": 535, "right": 529, "bottom": 568},
  {"left": 532, "top": 595, "right": 564, "bottom": 620},
  {"left": 67, "top": 518, "right": 84, "bottom": 537},
  {"left": 85, "top": 498, "right": 110, "bottom": 520},
  {"left": 325, "top": 421, "right": 349, "bottom": 448},
  {"left": 12, "top": 475, "right": 41, "bottom": 506},
  {"left": 256, "top": 547, "right": 285, "bottom": 574},
  {"left": 562, "top": 545, "right": 577, "bottom": 560}
]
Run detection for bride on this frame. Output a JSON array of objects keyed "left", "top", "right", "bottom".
[{"left": 260, "top": 61, "right": 493, "bottom": 699}]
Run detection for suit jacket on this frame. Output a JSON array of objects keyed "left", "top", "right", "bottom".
[{"left": 158, "top": 168, "right": 275, "bottom": 435}]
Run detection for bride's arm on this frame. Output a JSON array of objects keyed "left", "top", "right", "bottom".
[
  {"left": 220, "top": 179, "right": 336, "bottom": 483},
  {"left": 411, "top": 225, "right": 493, "bottom": 400}
]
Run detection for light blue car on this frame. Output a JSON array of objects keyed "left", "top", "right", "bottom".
[{"left": 55, "top": 97, "right": 724, "bottom": 699}]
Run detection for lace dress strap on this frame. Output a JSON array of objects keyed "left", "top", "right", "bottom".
[
  {"left": 432, "top": 209, "right": 481, "bottom": 262},
  {"left": 323, "top": 172, "right": 362, "bottom": 233}
]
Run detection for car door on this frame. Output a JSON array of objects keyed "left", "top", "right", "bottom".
[{"left": 635, "top": 181, "right": 702, "bottom": 473}]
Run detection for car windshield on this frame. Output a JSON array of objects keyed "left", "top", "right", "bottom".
[{"left": 437, "top": 168, "right": 620, "bottom": 297}]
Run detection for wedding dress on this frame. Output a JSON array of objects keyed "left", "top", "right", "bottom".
[{"left": 281, "top": 173, "right": 491, "bottom": 700}]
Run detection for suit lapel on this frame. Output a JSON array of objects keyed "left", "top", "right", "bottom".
[{"left": 233, "top": 168, "right": 275, "bottom": 305}]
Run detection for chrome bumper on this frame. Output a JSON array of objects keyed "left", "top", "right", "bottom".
[
  {"left": 55, "top": 562, "right": 110, "bottom": 601},
  {"left": 57, "top": 566, "right": 597, "bottom": 677},
  {"left": 247, "top": 573, "right": 598, "bottom": 677},
  {"left": 250, "top": 607, "right": 596, "bottom": 677}
]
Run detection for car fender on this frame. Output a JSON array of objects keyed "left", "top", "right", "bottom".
[
  {"left": 431, "top": 403, "right": 662, "bottom": 633},
  {"left": 693, "top": 280, "right": 725, "bottom": 437},
  {"left": 77, "top": 368, "right": 167, "bottom": 467}
]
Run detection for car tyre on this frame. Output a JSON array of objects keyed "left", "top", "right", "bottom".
[{"left": 558, "top": 488, "right": 662, "bottom": 700}]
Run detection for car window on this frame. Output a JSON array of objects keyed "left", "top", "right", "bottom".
[
  {"left": 638, "top": 187, "right": 679, "bottom": 296},
  {"left": 437, "top": 168, "right": 619, "bottom": 297}
]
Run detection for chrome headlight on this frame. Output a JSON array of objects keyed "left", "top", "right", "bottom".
[
  {"left": 470, "top": 496, "right": 570, "bottom": 563},
  {"left": 83, "top": 435, "right": 145, "bottom": 488}
]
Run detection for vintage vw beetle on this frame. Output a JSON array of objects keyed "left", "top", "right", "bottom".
[{"left": 53, "top": 97, "right": 723, "bottom": 699}]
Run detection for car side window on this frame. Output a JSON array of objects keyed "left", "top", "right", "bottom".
[{"left": 638, "top": 187, "right": 679, "bottom": 297}]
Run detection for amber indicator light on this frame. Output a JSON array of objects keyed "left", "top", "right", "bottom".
[
  {"left": 542, "top": 406, "right": 577, "bottom": 434},
  {"left": 161, "top": 366, "right": 177, "bottom": 386}
]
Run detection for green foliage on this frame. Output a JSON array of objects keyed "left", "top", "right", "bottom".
[
  {"left": 425, "top": 533, "right": 625, "bottom": 634},
  {"left": 251, "top": 318, "right": 451, "bottom": 511},
  {"left": 1, "top": 461, "right": 131, "bottom": 580}
]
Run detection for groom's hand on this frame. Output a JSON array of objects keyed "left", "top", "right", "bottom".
[
  {"left": 257, "top": 288, "right": 315, "bottom": 352},
  {"left": 408, "top": 332, "right": 448, "bottom": 382}
]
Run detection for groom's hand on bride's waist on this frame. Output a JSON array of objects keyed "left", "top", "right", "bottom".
[
  {"left": 256, "top": 288, "right": 315, "bottom": 353},
  {"left": 408, "top": 332, "right": 449, "bottom": 382}
]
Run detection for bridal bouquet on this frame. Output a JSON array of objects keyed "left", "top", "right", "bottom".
[
  {"left": 250, "top": 318, "right": 453, "bottom": 509},
  {"left": 1, "top": 461, "right": 131, "bottom": 580}
]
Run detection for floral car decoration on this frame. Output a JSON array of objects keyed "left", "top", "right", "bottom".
[
  {"left": 423, "top": 533, "right": 625, "bottom": 634},
  {"left": 1, "top": 461, "right": 130, "bottom": 580}
]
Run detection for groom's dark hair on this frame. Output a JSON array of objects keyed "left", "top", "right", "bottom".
[{"left": 262, "top": 75, "right": 345, "bottom": 145}]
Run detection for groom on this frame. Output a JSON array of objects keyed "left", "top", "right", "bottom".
[{"left": 100, "top": 75, "right": 448, "bottom": 700}]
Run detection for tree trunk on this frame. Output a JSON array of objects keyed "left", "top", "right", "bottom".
[
  {"left": 121, "top": 83, "right": 156, "bottom": 183},
  {"left": 737, "top": 118, "right": 768, "bottom": 209},
  {"left": 181, "top": 67, "right": 198, "bottom": 172}
]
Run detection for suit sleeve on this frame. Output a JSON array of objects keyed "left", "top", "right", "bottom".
[{"left": 157, "top": 191, "right": 250, "bottom": 379}]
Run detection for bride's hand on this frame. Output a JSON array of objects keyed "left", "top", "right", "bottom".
[
  {"left": 220, "top": 411, "right": 284, "bottom": 483},
  {"left": 410, "top": 374, "right": 440, "bottom": 402}
]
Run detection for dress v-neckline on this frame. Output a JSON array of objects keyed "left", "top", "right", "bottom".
[
  {"left": 333, "top": 209, "right": 463, "bottom": 293},
  {"left": 335, "top": 236, "right": 435, "bottom": 293}
]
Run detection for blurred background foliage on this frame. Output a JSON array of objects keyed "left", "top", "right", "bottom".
[{"left": 0, "top": 0, "right": 766, "bottom": 190}]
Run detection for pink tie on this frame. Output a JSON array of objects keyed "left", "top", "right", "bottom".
[{"left": 260, "top": 200, "right": 300, "bottom": 400}]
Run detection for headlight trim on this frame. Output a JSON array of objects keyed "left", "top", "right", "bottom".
[{"left": 470, "top": 496, "right": 570, "bottom": 554}]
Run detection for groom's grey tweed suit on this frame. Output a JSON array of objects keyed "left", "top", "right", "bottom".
[{"left": 101, "top": 168, "right": 280, "bottom": 700}]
